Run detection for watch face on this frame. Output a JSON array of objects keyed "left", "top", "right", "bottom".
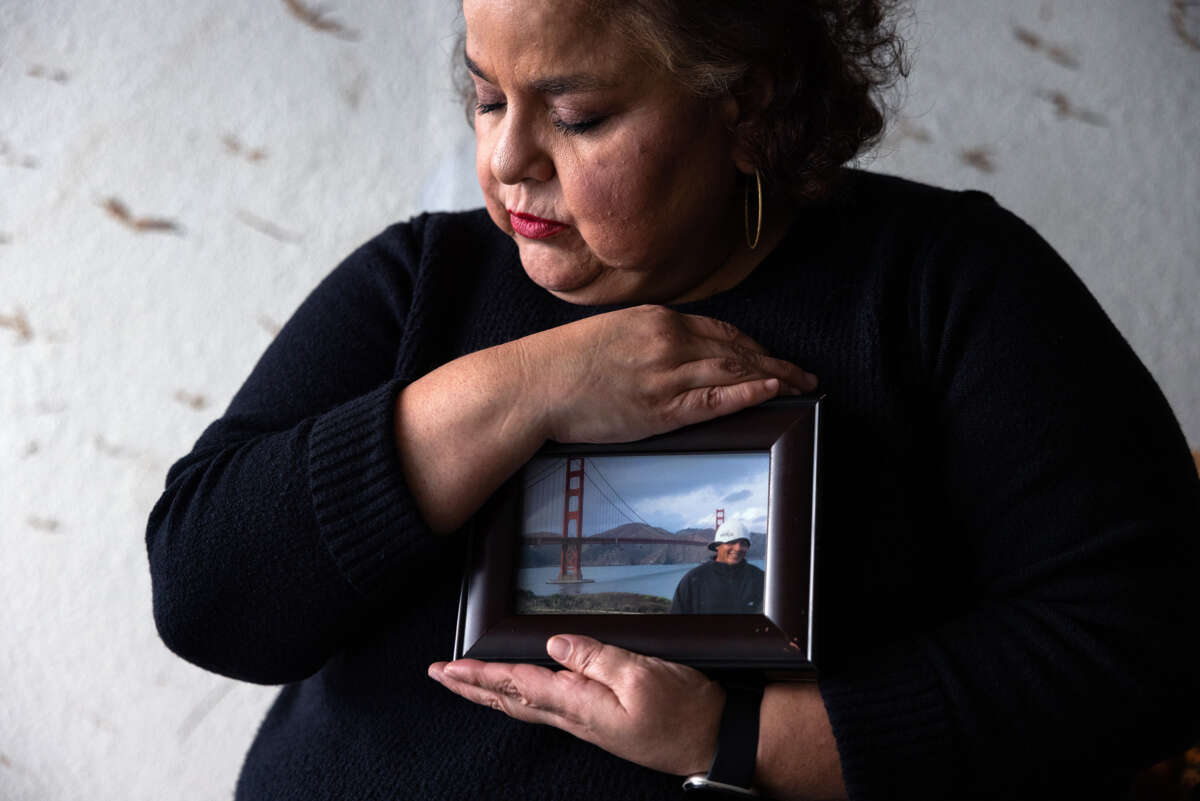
[{"left": 682, "top": 776, "right": 759, "bottom": 798}]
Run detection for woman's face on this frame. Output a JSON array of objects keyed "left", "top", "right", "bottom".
[{"left": 464, "top": 0, "right": 745, "bottom": 305}]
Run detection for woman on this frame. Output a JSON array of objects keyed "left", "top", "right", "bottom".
[{"left": 146, "top": 1, "right": 1200, "bottom": 799}]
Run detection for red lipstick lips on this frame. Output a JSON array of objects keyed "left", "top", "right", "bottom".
[{"left": 508, "top": 210, "right": 568, "bottom": 240}]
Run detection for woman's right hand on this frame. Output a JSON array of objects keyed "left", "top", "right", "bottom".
[{"left": 519, "top": 304, "right": 817, "bottom": 444}]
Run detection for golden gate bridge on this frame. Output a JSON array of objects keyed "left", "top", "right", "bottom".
[{"left": 522, "top": 456, "right": 723, "bottom": 584}]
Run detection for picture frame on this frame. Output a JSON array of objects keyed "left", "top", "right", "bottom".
[{"left": 452, "top": 396, "right": 822, "bottom": 677}]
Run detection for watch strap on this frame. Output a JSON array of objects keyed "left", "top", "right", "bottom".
[{"left": 686, "top": 677, "right": 764, "bottom": 795}]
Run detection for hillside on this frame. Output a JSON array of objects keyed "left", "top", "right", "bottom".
[{"left": 519, "top": 522, "right": 766, "bottom": 567}]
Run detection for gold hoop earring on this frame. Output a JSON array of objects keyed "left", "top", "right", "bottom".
[{"left": 744, "top": 168, "right": 763, "bottom": 250}]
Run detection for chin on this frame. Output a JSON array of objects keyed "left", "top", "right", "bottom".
[
  {"left": 521, "top": 255, "right": 594, "bottom": 292},
  {"left": 518, "top": 246, "right": 620, "bottom": 303}
]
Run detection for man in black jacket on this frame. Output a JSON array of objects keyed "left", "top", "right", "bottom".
[{"left": 670, "top": 520, "right": 765, "bottom": 614}]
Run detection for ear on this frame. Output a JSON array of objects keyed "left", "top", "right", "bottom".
[{"left": 725, "top": 66, "right": 774, "bottom": 174}]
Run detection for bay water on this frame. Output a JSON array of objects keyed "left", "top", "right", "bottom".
[{"left": 517, "top": 560, "right": 767, "bottom": 601}]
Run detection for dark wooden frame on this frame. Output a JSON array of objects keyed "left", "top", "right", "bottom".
[{"left": 452, "top": 396, "right": 821, "bottom": 676}]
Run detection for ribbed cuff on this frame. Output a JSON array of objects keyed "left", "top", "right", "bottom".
[
  {"left": 308, "top": 378, "right": 429, "bottom": 599},
  {"left": 818, "top": 647, "right": 957, "bottom": 801}
]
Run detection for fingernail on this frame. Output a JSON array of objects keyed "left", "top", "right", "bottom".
[
  {"left": 428, "top": 665, "right": 443, "bottom": 682},
  {"left": 547, "top": 636, "right": 571, "bottom": 662},
  {"left": 443, "top": 662, "right": 465, "bottom": 679},
  {"left": 802, "top": 373, "right": 819, "bottom": 391},
  {"left": 763, "top": 377, "right": 780, "bottom": 393}
]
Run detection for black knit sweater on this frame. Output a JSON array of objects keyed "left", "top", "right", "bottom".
[{"left": 146, "top": 171, "right": 1200, "bottom": 800}]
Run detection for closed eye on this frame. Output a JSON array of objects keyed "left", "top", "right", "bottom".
[{"left": 552, "top": 116, "right": 605, "bottom": 136}]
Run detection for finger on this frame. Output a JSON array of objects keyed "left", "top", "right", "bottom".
[
  {"left": 431, "top": 658, "right": 617, "bottom": 730},
  {"left": 668, "top": 378, "right": 783, "bottom": 428},
  {"left": 744, "top": 351, "right": 818, "bottom": 392},
  {"left": 546, "top": 634, "right": 655, "bottom": 700},
  {"left": 430, "top": 660, "right": 563, "bottom": 725},
  {"left": 674, "top": 354, "right": 818, "bottom": 394},
  {"left": 679, "top": 313, "right": 768, "bottom": 354}
]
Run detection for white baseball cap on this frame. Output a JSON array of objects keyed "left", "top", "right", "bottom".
[{"left": 709, "top": 519, "right": 750, "bottom": 550}]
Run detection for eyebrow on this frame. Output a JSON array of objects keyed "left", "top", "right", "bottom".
[{"left": 464, "top": 52, "right": 616, "bottom": 96}]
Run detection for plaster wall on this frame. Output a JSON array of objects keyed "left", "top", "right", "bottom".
[{"left": 1, "top": 1, "right": 1196, "bottom": 798}]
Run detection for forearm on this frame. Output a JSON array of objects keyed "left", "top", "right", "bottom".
[
  {"left": 755, "top": 683, "right": 846, "bottom": 801},
  {"left": 394, "top": 304, "right": 808, "bottom": 533},
  {"left": 396, "top": 337, "right": 549, "bottom": 533}
]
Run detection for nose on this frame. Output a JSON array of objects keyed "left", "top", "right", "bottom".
[{"left": 490, "top": 107, "right": 555, "bottom": 185}]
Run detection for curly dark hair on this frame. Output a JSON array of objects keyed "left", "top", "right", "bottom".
[{"left": 456, "top": 1, "right": 908, "bottom": 202}]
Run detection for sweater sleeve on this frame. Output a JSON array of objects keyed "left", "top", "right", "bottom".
[
  {"left": 819, "top": 194, "right": 1200, "bottom": 799},
  {"left": 146, "top": 219, "right": 439, "bottom": 684}
]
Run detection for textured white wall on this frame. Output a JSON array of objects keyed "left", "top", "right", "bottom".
[{"left": 1, "top": 1, "right": 1196, "bottom": 799}]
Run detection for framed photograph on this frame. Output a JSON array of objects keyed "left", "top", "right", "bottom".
[{"left": 452, "top": 396, "right": 821, "bottom": 676}]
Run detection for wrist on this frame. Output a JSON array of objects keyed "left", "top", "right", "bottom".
[
  {"left": 509, "top": 333, "right": 558, "bottom": 443},
  {"left": 753, "top": 683, "right": 846, "bottom": 801},
  {"left": 393, "top": 342, "right": 548, "bottom": 533},
  {"left": 684, "top": 678, "right": 764, "bottom": 798}
]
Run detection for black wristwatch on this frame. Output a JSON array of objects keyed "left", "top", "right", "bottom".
[{"left": 682, "top": 678, "right": 765, "bottom": 798}]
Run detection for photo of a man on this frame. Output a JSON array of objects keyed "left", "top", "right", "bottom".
[
  {"left": 669, "top": 520, "right": 765, "bottom": 614},
  {"left": 514, "top": 453, "right": 769, "bottom": 614}
]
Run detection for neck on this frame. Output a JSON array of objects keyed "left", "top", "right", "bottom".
[{"left": 669, "top": 199, "right": 795, "bottom": 304}]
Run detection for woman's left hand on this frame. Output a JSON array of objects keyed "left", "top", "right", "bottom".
[{"left": 428, "top": 634, "right": 724, "bottom": 776}]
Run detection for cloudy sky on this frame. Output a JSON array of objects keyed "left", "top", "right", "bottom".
[{"left": 522, "top": 452, "right": 770, "bottom": 536}]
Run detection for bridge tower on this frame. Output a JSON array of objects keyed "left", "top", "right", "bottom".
[
  {"left": 556, "top": 457, "right": 586, "bottom": 582},
  {"left": 715, "top": 508, "right": 725, "bottom": 532}
]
